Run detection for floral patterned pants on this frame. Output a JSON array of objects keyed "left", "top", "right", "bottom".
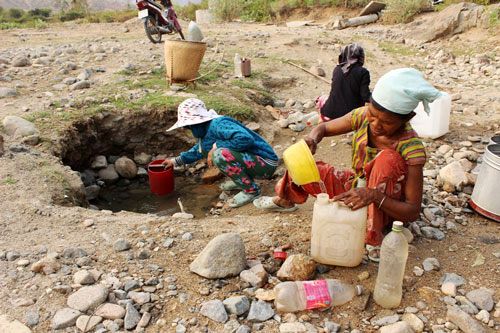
[
  {"left": 275, "top": 149, "right": 408, "bottom": 246},
  {"left": 212, "top": 148, "right": 277, "bottom": 194}
]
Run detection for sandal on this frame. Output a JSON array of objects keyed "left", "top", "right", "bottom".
[
  {"left": 253, "top": 196, "right": 298, "bottom": 212},
  {"left": 220, "top": 180, "right": 240, "bottom": 191},
  {"left": 366, "top": 245, "right": 381, "bottom": 263},
  {"left": 228, "top": 191, "right": 261, "bottom": 208}
]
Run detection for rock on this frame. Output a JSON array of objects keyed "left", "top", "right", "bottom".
[
  {"left": 379, "top": 321, "right": 414, "bottom": 333},
  {"left": 190, "top": 233, "right": 246, "bottom": 279},
  {"left": 200, "top": 300, "right": 228, "bottom": 323},
  {"left": 255, "top": 289, "right": 276, "bottom": 301},
  {"left": 24, "top": 310, "right": 39, "bottom": 327},
  {"left": 324, "top": 321, "right": 341, "bottom": 333},
  {"left": 95, "top": 303, "right": 125, "bottom": 319},
  {"left": 456, "top": 295, "right": 479, "bottom": 315},
  {"left": 279, "top": 322, "right": 307, "bottom": 332},
  {"left": 202, "top": 167, "right": 224, "bottom": 184},
  {"left": 277, "top": 254, "right": 316, "bottom": 281},
  {"left": 0, "top": 314, "right": 32, "bottom": 333},
  {"left": 31, "top": 256, "right": 60, "bottom": 274},
  {"left": 113, "top": 239, "right": 131, "bottom": 252},
  {"left": 78, "top": 69, "right": 92, "bottom": 81},
  {"left": 402, "top": 313, "right": 424, "bottom": 332},
  {"left": 6, "top": 251, "right": 20, "bottom": 261},
  {"left": 2, "top": 116, "right": 39, "bottom": 138},
  {"left": 441, "top": 282, "right": 457, "bottom": 296},
  {"left": 422, "top": 258, "right": 440, "bottom": 271},
  {"left": 91, "top": 156, "right": 108, "bottom": 169},
  {"left": 358, "top": 271, "right": 370, "bottom": 281},
  {"left": 246, "top": 122, "right": 261, "bottom": 132},
  {"left": 137, "top": 312, "right": 151, "bottom": 328},
  {"left": 438, "top": 144, "right": 453, "bottom": 154},
  {"left": 309, "top": 66, "right": 326, "bottom": 77},
  {"left": 247, "top": 300, "right": 274, "bottom": 322},
  {"left": 70, "top": 80, "right": 91, "bottom": 90},
  {"left": 115, "top": 157, "right": 138, "bottom": 179},
  {"left": 446, "top": 305, "right": 486, "bottom": 333},
  {"left": 413, "top": 266, "right": 424, "bottom": 277},
  {"left": 76, "top": 315, "right": 102, "bottom": 332},
  {"left": 240, "top": 263, "right": 268, "bottom": 288},
  {"left": 12, "top": 56, "right": 31, "bottom": 67},
  {"left": 371, "top": 314, "right": 400, "bottom": 326},
  {"left": 441, "top": 273, "right": 466, "bottom": 287},
  {"left": 439, "top": 161, "right": 469, "bottom": 190},
  {"left": 74, "top": 270, "right": 95, "bottom": 285},
  {"left": 85, "top": 185, "right": 100, "bottom": 201},
  {"left": 128, "top": 291, "right": 150, "bottom": 305},
  {"left": 67, "top": 285, "right": 108, "bottom": 312},
  {"left": 420, "top": 227, "right": 445, "bottom": 240},
  {"left": 181, "top": 232, "right": 193, "bottom": 241},
  {"left": 475, "top": 309, "right": 490, "bottom": 323},
  {"left": 52, "top": 308, "right": 81, "bottom": 329},
  {"left": 0, "top": 87, "right": 17, "bottom": 98},
  {"left": 98, "top": 165, "right": 119, "bottom": 184},
  {"left": 63, "top": 77, "right": 77, "bottom": 85},
  {"left": 466, "top": 288, "right": 494, "bottom": 311},
  {"left": 223, "top": 296, "right": 250, "bottom": 315},
  {"left": 134, "top": 152, "right": 152, "bottom": 165},
  {"left": 124, "top": 303, "right": 141, "bottom": 330}
]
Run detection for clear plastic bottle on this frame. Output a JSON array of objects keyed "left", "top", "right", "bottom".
[
  {"left": 234, "top": 53, "right": 243, "bottom": 78},
  {"left": 373, "top": 221, "right": 409, "bottom": 308},
  {"left": 310, "top": 192, "right": 367, "bottom": 267},
  {"left": 274, "top": 279, "right": 363, "bottom": 313}
]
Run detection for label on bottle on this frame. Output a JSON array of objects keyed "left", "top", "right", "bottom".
[{"left": 303, "top": 280, "right": 332, "bottom": 309}]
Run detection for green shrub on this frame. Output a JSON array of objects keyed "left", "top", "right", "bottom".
[
  {"left": 383, "top": 0, "right": 430, "bottom": 24},
  {"left": 8, "top": 8, "right": 23, "bottom": 19},
  {"left": 210, "top": 0, "right": 243, "bottom": 21},
  {"left": 59, "top": 10, "right": 85, "bottom": 22},
  {"left": 176, "top": 0, "right": 209, "bottom": 21},
  {"left": 241, "top": 0, "right": 275, "bottom": 21},
  {"left": 29, "top": 8, "right": 51, "bottom": 19}
]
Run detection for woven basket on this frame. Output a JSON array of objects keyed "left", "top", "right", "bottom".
[{"left": 164, "top": 40, "right": 207, "bottom": 83}]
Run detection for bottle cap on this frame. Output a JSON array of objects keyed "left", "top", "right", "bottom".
[
  {"left": 355, "top": 285, "right": 364, "bottom": 296},
  {"left": 273, "top": 250, "right": 287, "bottom": 261},
  {"left": 392, "top": 221, "right": 404, "bottom": 232}
]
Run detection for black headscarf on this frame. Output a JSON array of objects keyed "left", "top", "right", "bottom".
[{"left": 338, "top": 43, "right": 365, "bottom": 75}]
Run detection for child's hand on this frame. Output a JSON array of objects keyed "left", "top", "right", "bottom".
[{"left": 161, "top": 159, "right": 174, "bottom": 169}]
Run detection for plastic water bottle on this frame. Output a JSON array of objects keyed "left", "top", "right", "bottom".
[
  {"left": 234, "top": 53, "right": 243, "bottom": 78},
  {"left": 274, "top": 279, "right": 363, "bottom": 312},
  {"left": 373, "top": 221, "right": 409, "bottom": 308}
]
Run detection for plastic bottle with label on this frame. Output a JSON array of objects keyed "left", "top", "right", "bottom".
[
  {"left": 274, "top": 279, "right": 363, "bottom": 313},
  {"left": 373, "top": 221, "right": 409, "bottom": 308},
  {"left": 310, "top": 186, "right": 367, "bottom": 267},
  {"left": 234, "top": 53, "right": 243, "bottom": 78}
]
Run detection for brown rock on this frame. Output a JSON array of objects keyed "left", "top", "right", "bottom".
[
  {"left": 265, "top": 105, "right": 281, "bottom": 120},
  {"left": 277, "top": 254, "right": 316, "bottom": 281},
  {"left": 202, "top": 167, "right": 224, "bottom": 184},
  {"left": 31, "top": 257, "right": 61, "bottom": 275}
]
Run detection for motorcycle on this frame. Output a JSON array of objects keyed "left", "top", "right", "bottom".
[{"left": 136, "top": 0, "right": 184, "bottom": 43}]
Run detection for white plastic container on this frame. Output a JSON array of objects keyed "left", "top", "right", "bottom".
[
  {"left": 410, "top": 92, "right": 451, "bottom": 139},
  {"left": 310, "top": 193, "right": 367, "bottom": 267},
  {"left": 373, "top": 221, "right": 408, "bottom": 309},
  {"left": 234, "top": 53, "right": 243, "bottom": 78},
  {"left": 274, "top": 279, "right": 363, "bottom": 312}
]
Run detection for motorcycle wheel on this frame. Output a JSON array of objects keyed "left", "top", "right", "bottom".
[{"left": 144, "top": 16, "right": 162, "bottom": 44}]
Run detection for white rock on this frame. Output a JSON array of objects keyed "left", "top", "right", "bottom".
[
  {"left": 379, "top": 321, "right": 414, "bottom": 333},
  {"left": 95, "top": 303, "right": 125, "bottom": 319},
  {"left": 0, "top": 314, "right": 32, "bottom": 333},
  {"left": 422, "top": 257, "right": 440, "bottom": 271},
  {"left": 413, "top": 266, "right": 424, "bottom": 277},
  {"left": 67, "top": 285, "right": 108, "bottom": 312},
  {"left": 475, "top": 309, "right": 490, "bottom": 323},
  {"left": 52, "top": 308, "right": 81, "bottom": 329},
  {"left": 74, "top": 270, "right": 95, "bottom": 285},
  {"left": 2, "top": 116, "right": 39, "bottom": 138},
  {"left": 279, "top": 322, "right": 307, "bottom": 333},
  {"left": 75, "top": 315, "right": 102, "bottom": 332},
  {"left": 441, "top": 282, "right": 457, "bottom": 296},
  {"left": 439, "top": 161, "right": 469, "bottom": 189},
  {"left": 402, "top": 313, "right": 424, "bottom": 332},
  {"left": 190, "top": 233, "right": 246, "bottom": 279}
]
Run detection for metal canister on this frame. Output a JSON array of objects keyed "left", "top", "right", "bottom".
[
  {"left": 489, "top": 134, "right": 500, "bottom": 146},
  {"left": 470, "top": 144, "right": 500, "bottom": 222}
]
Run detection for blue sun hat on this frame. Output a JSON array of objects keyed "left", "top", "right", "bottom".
[{"left": 371, "top": 68, "right": 442, "bottom": 115}]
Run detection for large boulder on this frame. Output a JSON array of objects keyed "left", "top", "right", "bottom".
[
  {"left": 115, "top": 157, "right": 138, "bottom": 179},
  {"left": 190, "top": 233, "right": 246, "bottom": 279},
  {"left": 408, "top": 3, "right": 486, "bottom": 43},
  {"left": 2, "top": 116, "right": 39, "bottom": 138}
]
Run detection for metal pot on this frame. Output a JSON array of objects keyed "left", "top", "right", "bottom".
[
  {"left": 489, "top": 134, "right": 500, "bottom": 146},
  {"left": 470, "top": 144, "right": 500, "bottom": 222}
]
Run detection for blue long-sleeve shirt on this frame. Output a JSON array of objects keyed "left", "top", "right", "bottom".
[{"left": 177, "top": 117, "right": 277, "bottom": 165}]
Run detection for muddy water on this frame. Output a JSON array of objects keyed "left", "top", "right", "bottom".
[{"left": 94, "top": 177, "right": 221, "bottom": 218}]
